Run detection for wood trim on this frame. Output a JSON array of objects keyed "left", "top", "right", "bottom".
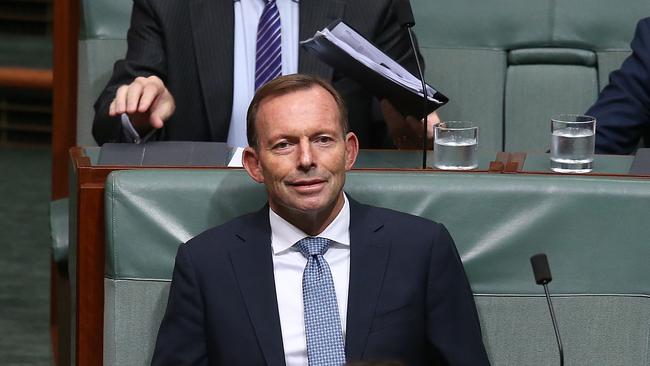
[
  {"left": 0, "top": 67, "right": 53, "bottom": 89},
  {"left": 75, "top": 184, "right": 104, "bottom": 366},
  {"left": 53, "top": 259, "right": 71, "bottom": 366},
  {"left": 51, "top": 0, "right": 78, "bottom": 200},
  {"left": 52, "top": 1, "right": 79, "bottom": 365}
]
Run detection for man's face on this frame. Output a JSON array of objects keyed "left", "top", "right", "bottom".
[{"left": 243, "top": 86, "right": 358, "bottom": 226}]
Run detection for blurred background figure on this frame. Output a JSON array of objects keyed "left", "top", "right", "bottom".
[{"left": 588, "top": 18, "right": 650, "bottom": 155}]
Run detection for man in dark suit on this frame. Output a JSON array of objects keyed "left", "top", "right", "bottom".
[
  {"left": 151, "top": 74, "right": 489, "bottom": 365},
  {"left": 93, "top": 0, "right": 436, "bottom": 149},
  {"left": 587, "top": 17, "right": 650, "bottom": 154}
]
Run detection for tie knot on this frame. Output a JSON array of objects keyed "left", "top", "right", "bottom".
[{"left": 295, "top": 237, "right": 330, "bottom": 257}]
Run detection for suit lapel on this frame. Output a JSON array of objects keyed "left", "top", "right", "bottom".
[
  {"left": 345, "top": 199, "right": 391, "bottom": 360},
  {"left": 229, "top": 208, "right": 286, "bottom": 366},
  {"left": 298, "top": 0, "right": 346, "bottom": 80},
  {"left": 189, "top": 0, "right": 234, "bottom": 141}
]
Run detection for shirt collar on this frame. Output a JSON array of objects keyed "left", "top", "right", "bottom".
[{"left": 270, "top": 193, "right": 350, "bottom": 254}]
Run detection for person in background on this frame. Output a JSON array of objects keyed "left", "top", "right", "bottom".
[
  {"left": 587, "top": 17, "right": 650, "bottom": 154},
  {"left": 93, "top": 0, "right": 440, "bottom": 150},
  {"left": 151, "top": 74, "right": 489, "bottom": 365}
]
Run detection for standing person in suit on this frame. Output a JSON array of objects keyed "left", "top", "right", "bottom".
[
  {"left": 587, "top": 17, "right": 650, "bottom": 154},
  {"left": 151, "top": 74, "right": 490, "bottom": 366},
  {"left": 93, "top": 0, "right": 439, "bottom": 149}
]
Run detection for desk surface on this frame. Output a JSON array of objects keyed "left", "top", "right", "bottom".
[{"left": 84, "top": 146, "right": 636, "bottom": 176}]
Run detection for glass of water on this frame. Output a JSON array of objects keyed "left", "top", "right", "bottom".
[
  {"left": 433, "top": 121, "right": 478, "bottom": 170},
  {"left": 550, "top": 114, "right": 596, "bottom": 173}
]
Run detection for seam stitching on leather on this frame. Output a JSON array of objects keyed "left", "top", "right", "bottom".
[
  {"left": 107, "top": 277, "right": 172, "bottom": 282},
  {"left": 549, "top": 0, "right": 556, "bottom": 44},
  {"left": 644, "top": 316, "right": 650, "bottom": 364},
  {"left": 110, "top": 174, "right": 118, "bottom": 279}
]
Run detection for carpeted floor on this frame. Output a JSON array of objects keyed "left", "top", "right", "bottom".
[{"left": 0, "top": 147, "right": 52, "bottom": 365}]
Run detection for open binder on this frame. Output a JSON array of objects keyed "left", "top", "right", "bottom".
[{"left": 301, "top": 20, "right": 448, "bottom": 119}]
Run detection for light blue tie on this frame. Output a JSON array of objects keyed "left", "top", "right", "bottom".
[
  {"left": 255, "top": 0, "right": 282, "bottom": 90},
  {"left": 295, "top": 237, "right": 346, "bottom": 366}
]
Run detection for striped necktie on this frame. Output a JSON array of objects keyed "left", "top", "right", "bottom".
[
  {"left": 295, "top": 237, "right": 346, "bottom": 366},
  {"left": 255, "top": 0, "right": 282, "bottom": 90}
]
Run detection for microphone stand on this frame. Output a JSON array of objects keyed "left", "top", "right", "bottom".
[
  {"left": 531, "top": 253, "right": 565, "bottom": 366},
  {"left": 404, "top": 27, "right": 429, "bottom": 169},
  {"left": 395, "top": 0, "right": 429, "bottom": 169},
  {"left": 543, "top": 283, "right": 564, "bottom": 366}
]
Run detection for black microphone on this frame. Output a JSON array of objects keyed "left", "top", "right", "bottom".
[
  {"left": 530, "top": 253, "right": 564, "bottom": 366},
  {"left": 394, "top": 0, "right": 428, "bottom": 169}
]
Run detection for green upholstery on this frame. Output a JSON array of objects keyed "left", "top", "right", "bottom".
[
  {"left": 505, "top": 63, "right": 598, "bottom": 151},
  {"left": 49, "top": 198, "right": 69, "bottom": 264},
  {"left": 104, "top": 169, "right": 650, "bottom": 365},
  {"left": 77, "top": 0, "right": 131, "bottom": 146},
  {"left": 412, "top": 0, "right": 650, "bottom": 153}
]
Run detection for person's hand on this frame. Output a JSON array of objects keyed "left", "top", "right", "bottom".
[
  {"left": 109, "top": 75, "right": 176, "bottom": 133},
  {"left": 380, "top": 99, "right": 441, "bottom": 149}
]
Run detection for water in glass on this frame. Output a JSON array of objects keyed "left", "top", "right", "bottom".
[
  {"left": 433, "top": 136, "right": 478, "bottom": 170},
  {"left": 550, "top": 127, "right": 594, "bottom": 173}
]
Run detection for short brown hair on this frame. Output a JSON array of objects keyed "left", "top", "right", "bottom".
[{"left": 246, "top": 74, "right": 349, "bottom": 148}]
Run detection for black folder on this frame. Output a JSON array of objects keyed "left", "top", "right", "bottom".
[{"left": 301, "top": 20, "right": 448, "bottom": 119}]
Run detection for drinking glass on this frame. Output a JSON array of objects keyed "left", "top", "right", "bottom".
[
  {"left": 550, "top": 114, "right": 596, "bottom": 173},
  {"left": 433, "top": 121, "right": 478, "bottom": 170}
]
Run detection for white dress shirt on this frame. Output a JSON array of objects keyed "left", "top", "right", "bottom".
[
  {"left": 269, "top": 194, "right": 350, "bottom": 366},
  {"left": 228, "top": 0, "right": 300, "bottom": 147}
]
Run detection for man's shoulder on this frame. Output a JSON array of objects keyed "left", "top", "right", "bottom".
[
  {"left": 639, "top": 17, "right": 650, "bottom": 29},
  {"left": 352, "top": 201, "right": 453, "bottom": 256},
  {"left": 634, "top": 17, "right": 650, "bottom": 42}
]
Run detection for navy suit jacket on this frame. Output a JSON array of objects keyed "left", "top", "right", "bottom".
[
  {"left": 151, "top": 198, "right": 490, "bottom": 366},
  {"left": 92, "top": 0, "right": 420, "bottom": 148},
  {"left": 588, "top": 17, "right": 650, "bottom": 154}
]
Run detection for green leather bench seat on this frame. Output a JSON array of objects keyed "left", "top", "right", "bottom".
[
  {"left": 104, "top": 169, "right": 650, "bottom": 365},
  {"left": 412, "top": 0, "right": 650, "bottom": 153},
  {"left": 77, "top": 0, "right": 131, "bottom": 146},
  {"left": 78, "top": 0, "right": 650, "bottom": 151},
  {"left": 49, "top": 198, "right": 69, "bottom": 265}
]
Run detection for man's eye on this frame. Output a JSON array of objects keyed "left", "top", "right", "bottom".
[
  {"left": 272, "top": 141, "right": 291, "bottom": 150},
  {"left": 314, "top": 136, "right": 334, "bottom": 144}
]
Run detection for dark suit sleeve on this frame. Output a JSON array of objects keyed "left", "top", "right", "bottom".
[
  {"left": 92, "top": 0, "right": 167, "bottom": 145},
  {"left": 587, "top": 17, "right": 650, "bottom": 155},
  {"left": 425, "top": 224, "right": 490, "bottom": 365},
  {"left": 151, "top": 244, "right": 209, "bottom": 366}
]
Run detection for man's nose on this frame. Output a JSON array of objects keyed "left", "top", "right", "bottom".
[{"left": 297, "top": 139, "right": 315, "bottom": 170}]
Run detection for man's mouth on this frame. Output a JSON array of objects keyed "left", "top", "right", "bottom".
[{"left": 287, "top": 178, "right": 326, "bottom": 192}]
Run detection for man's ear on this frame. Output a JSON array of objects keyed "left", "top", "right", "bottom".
[
  {"left": 242, "top": 147, "right": 264, "bottom": 183},
  {"left": 344, "top": 132, "right": 359, "bottom": 171}
]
